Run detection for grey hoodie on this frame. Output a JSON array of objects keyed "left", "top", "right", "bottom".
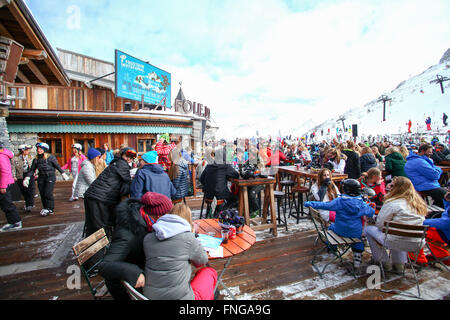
[{"left": 143, "top": 215, "right": 208, "bottom": 300}]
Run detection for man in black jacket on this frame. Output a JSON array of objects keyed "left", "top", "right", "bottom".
[
  {"left": 98, "top": 192, "right": 174, "bottom": 299},
  {"left": 200, "top": 151, "right": 239, "bottom": 211},
  {"left": 342, "top": 141, "right": 361, "bottom": 179},
  {"left": 83, "top": 148, "right": 136, "bottom": 238}
]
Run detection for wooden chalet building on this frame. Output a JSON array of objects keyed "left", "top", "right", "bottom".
[
  {"left": 0, "top": 0, "right": 70, "bottom": 150},
  {"left": 2, "top": 2, "right": 216, "bottom": 167}
]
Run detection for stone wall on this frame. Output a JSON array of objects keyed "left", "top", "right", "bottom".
[
  {"left": 8, "top": 132, "right": 39, "bottom": 157},
  {"left": 0, "top": 117, "right": 12, "bottom": 149}
]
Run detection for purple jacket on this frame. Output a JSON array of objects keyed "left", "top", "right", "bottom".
[{"left": 0, "top": 149, "right": 15, "bottom": 189}]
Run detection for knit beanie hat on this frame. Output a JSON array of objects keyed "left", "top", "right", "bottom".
[
  {"left": 141, "top": 192, "right": 173, "bottom": 217},
  {"left": 141, "top": 151, "right": 158, "bottom": 164},
  {"left": 87, "top": 148, "right": 101, "bottom": 160}
]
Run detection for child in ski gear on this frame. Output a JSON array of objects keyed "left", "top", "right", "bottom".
[
  {"left": 12, "top": 145, "right": 35, "bottom": 212},
  {"left": 24, "top": 143, "right": 69, "bottom": 216},
  {"left": 305, "top": 179, "right": 375, "bottom": 267}
]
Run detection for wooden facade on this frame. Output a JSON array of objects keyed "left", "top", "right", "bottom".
[
  {"left": 9, "top": 80, "right": 135, "bottom": 112},
  {"left": 2, "top": 5, "right": 203, "bottom": 168}
]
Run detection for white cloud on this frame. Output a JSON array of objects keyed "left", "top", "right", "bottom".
[{"left": 27, "top": 0, "right": 450, "bottom": 140}]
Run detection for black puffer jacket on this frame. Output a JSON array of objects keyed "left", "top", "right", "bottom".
[
  {"left": 342, "top": 149, "right": 361, "bottom": 179},
  {"left": 199, "top": 163, "right": 239, "bottom": 200},
  {"left": 84, "top": 157, "right": 131, "bottom": 204},
  {"left": 27, "top": 154, "right": 64, "bottom": 178},
  {"left": 359, "top": 153, "right": 377, "bottom": 173},
  {"left": 98, "top": 198, "right": 149, "bottom": 297}
]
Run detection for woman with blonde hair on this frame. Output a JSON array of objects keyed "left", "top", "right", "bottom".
[
  {"left": 143, "top": 203, "right": 218, "bottom": 300},
  {"left": 364, "top": 176, "right": 428, "bottom": 273},
  {"left": 359, "top": 146, "right": 377, "bottom": 173},
  {"left": 399, "top": 146, "right": 410, "bottom": 160},
  {"left": 327, "top": 148, "right": 346, "bottom": 174}
]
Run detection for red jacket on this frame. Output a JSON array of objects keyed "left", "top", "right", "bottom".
[
  {"left": 266, "top": 150, "right": 286, "bottom": 166},
  {"left": 155, "top": 141, "right": 176, "bottom": 170}
]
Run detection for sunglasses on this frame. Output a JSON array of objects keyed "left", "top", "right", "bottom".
[{"left": 125, "top": 150, "right": 137, "bottom": 158}]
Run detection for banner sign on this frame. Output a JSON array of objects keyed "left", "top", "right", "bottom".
[{"left": 115, "top": 49, "right": 171, "bottom": 109}]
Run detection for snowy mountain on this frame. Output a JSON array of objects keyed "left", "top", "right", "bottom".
[{"left": 300, "top": 49, "right": 450, "bottom": 143}]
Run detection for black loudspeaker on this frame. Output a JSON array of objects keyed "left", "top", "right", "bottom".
[{"left": 352, "top": 124, "right": 358, "bottom": 137}]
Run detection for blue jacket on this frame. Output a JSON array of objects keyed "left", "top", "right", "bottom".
[
  {"left": 404, "top": 154, "right": 442, "bottom": 191},
  {"left": 172, "top": 160, "right": 190, "bottom": 200},
  {"left": 181, "top": 150, "right": 195, "bottom": 164},
  {"left": 131, "top": 164, "right": 176, "bottom": 200},
  {"left": 105, "top": 151, "right": 115, "bottom": 165},
  {"left": 305, "top": 195, "right": 375, "bottom": 239},
  {"left": 423, "top": 200, "right": 450, "bottom": 243}
]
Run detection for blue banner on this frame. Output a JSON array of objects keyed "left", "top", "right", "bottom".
[{"left": 115, "top": 50, "right": 171, "bottom": 108}]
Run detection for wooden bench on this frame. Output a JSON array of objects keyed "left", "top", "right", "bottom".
[
  {"left": 72, "top": 228, "right": 110, "bottom": 299},
  {"left": 310, "top": 208, "right": 362, "bottom": 278}
]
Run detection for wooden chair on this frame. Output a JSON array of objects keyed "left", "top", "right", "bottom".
[
  {"left": 310, "top": 208, "right": 362, "bottom": 278},
  {"left": 200, "top": 197, "right": 225, "bottom": 219},
  {"left": 72, "top": 228, "right": 110, "bottom": 299},
  {"left": 289, "top": 178, "right": 310, "bottom": 223},
  {"left": 267, "top": 190, "right": 288, "bottom": 231},
  {"left": 121, "top": 281, "right": 149, "bottom": 300},
  {"left": 377, "top": 221, "right": 429, "bottom": 299}
]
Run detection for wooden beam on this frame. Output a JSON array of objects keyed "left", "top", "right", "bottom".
[
  {"left": 27, "top": 60, "right": 48, "bottom": 85},
  {"left": 7, "top": 1, "right": 69, "bottom": 86},
  {"left": 0, "top": 22, "right": 13, "bottom": 38},
  {"left": 16, "top": 69, "right": 30, "bottom": 83},
  {"left": 22, "top": 48, "right": 47, "bottom": 60},
  {"left": 19, "top": 56, "right": 28, "bottom": 64}
]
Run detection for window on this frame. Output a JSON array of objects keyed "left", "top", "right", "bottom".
[
  {"left": 8, "top": 86, "right": 26, "bottom": 99},
  {"left": 32, "top": 87, "right": 48, "bottom": 109},
  {"left": 75, "top": 139, "right": 95, "bottom": 154},
  {"left": 137, "top": 139, "right": 154, "bottom": 154},
  {"left": 42, "top": 139, "right": 62, "bottom": 157}
]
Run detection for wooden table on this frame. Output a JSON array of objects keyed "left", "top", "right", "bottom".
[
  {"left": 230, "top": 177, "right": 278, "bottom": 237},
  {"left": 194, "top": 219, "right": 256, "bottom": 299},
  {"left": 189, "top": 163, "right": 201, "bottom": 197},
  {"left": 275, "top": 166, "right": 348, "bottom": 191},
  {"left": 438, "top": 165, "right": 450, "bottom": 187}
]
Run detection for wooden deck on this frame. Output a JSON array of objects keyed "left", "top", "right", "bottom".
[{"left": 0, "top": 182, "right": 449, "bottom": 300}]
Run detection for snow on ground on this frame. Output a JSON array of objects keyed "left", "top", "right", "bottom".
[
  {"left": 301, "top": 59, "right": 450, "bottom": 141},
  {"left": 192, "top": 207, "right": 450, "bottom": 300}
]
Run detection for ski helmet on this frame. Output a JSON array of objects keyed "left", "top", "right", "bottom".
[
  {"left": 72, "top": 143, "right": 83, "bottom": 151},
  {"left": 36, "top": 142, "right": 50, "bottom": 153},
  {"left": 342, "top": 179, "right": 362, "bottom": 197}
]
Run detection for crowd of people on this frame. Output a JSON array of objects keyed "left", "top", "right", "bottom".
[{"left": 0, "top": 132, "right": 448, "bottom": 299}]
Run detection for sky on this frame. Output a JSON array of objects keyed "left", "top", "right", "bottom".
[{"left": 24, "top": 0, "right": 450, "bottom": 139}]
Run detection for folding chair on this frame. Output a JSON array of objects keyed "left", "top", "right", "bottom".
[
  {"left": 310, "top": 208, "right": 362, "bottom": 278},
  {"left": 72, "top": 228, "right": 110, "bottom": 299},
  {"left": 121, "top": 281, "right": 149, "bottom": 300},
  {"left": 377, "top": 221, "right": 429, "bottom": 299}
]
